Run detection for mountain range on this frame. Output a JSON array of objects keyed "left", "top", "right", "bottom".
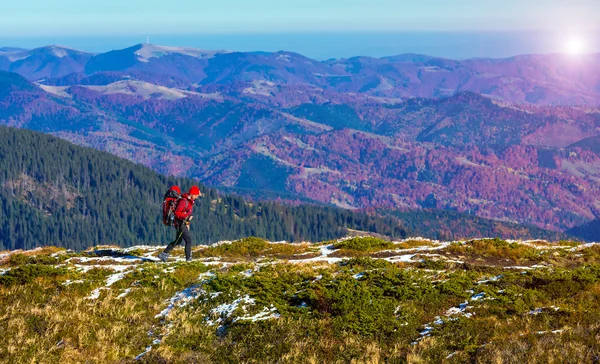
[
  {"left": 2, "top": 44, "right": 600, "bottom": 105},
  {"left": 1, "top": 43, "right": 599, "bottom": 239}
]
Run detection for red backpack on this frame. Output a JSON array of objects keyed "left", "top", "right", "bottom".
[{"left": 162, "top": 185, "right": 181, "bottom": 226}]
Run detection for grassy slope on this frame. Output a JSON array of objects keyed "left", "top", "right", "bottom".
[{"left": 1, "top": 236, "right": 600, "bottom": 363}]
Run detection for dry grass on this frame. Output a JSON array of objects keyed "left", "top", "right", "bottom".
[
  {"left": 394, "top": 239, "right": 437, "bottom": 249},
  {"left": 2, "top": 243, "right": 600, "bottom": 362},
  {"left": 446, "top": 239, "right": 540, "bottom": 262}
]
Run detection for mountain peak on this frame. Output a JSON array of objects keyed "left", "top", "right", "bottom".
[
  {"left": 133, "top": 43, "right": 230, "bottom": 62},
  {"left": 34, "top": 45, "right": 90, "bottom": 58}
]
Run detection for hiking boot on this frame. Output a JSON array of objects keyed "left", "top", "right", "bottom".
[
  {"left": 158, "top": 252, "right": 168, "bottom": 262},
  {"left": 185, "top": 257, "right": 192, "bottom": 262}
]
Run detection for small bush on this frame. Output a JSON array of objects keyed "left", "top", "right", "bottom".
[
  {"left": 558, "top": 240, "right": 582, "bottom": 247},
  {"left": 333, "top": 237, "right": 394, "bottom": 252},
  {"left": 0, "top": 264, "right": 68, "bottom": 286},
  {"left": 200, "top": 237, "right": 307, "bottom": 259},
  {"left": 8, "top": 254, "right": 28, "bottom": 266},
  {"left": 396, "top": 239, "right": 436, "bottom": 249},
  {"left": 447, "top": 238, "right": 540, "bottom": 261},
  {"left": 417, "top": 259, "right": 447, "bottom": 270}
]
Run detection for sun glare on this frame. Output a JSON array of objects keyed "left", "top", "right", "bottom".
[{"left": 565, "top": 36, "right": 587, "bottom": 55}]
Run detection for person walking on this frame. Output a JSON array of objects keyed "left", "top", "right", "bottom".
[{"left": 158, "top": 186, "right": 202, "bottom": 262}]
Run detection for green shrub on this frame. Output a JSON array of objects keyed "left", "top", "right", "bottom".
[
  {"left": 200, "top": 237, "right": 268, "bottom": 258},
  {"left": 343, "top": 257, "right": 393, "bottom": 270},
  {"left": 8, "top": 253, "right": 29, "bottom": 266},
  {"left": 333, "top": 237, "right": 394, "bottom": 252},
  {"left": 558, "top": 240, "right": 582, "bottom": 247},
  {"left": 447, "top": 238, "right": 540, "bottom": 261},
  {"left": 417, "top": 259, "right": 447, "bottom": 270},
  {"left": 0, "top": 264, "right": 68, "bottom": 286}
]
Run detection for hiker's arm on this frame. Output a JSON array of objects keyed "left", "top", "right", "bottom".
[{"left": 174, "top": 200, "right": 192, "bottom": 220}]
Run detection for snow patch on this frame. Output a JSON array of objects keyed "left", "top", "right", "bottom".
[
  {"left": 238, "top": 305, "right": 280, "bottom": 322},
  {"left": 470, "top": 292, "right": 485, "bottom": 301},
  {"left": 383, "top": 254, "right": 417, "bottom": 263},
  {"left": 206, "top": 295, "right": 280, "bottom": 329},
  {"left": 117, "top": 288, "right": 132, "bottom": 299},
  {"left": 73, "top": 264, "right": 134, "bottom": 273},
  {"left": 85, "top": 270, "right": 131, "bottom": 300},
  {"left": 155, "top": 272, "right": 216, "bottom": 318},
  {"left": 477, "top": 275, "right": 503, "bottom": 284},
  {"left": 240, "top": 269, "right": 254, "bottom": 278},
  {"left": 67, "top": 255, "right": 147, "bottom": 264},
  {"left": 300, "top": 244, "right": 343, "bottom": 264},
  {"left": 353, "top": 272, "right": 365, "bottom": 279},
  {"left": 206, "top": 295, "right": 256, "bottom": 326},
  {"left": 62, "top": 279, "right": 84, "bottom": 286},
  {"left": 528, "top": 306, "right": 560, "bottom": 315},
  {"left": 134, "top": 346, "right": 152, "bottom": 361}
]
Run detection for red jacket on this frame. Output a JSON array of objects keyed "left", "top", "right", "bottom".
[{"left": 174, "top": 193, "right": 195, "bottom": 221}]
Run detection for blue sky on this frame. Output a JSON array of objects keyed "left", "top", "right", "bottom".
[
  {"left": 3, "top": 0, "right": 599, "bottom": 34},
  {"left": 1, "top": 1, "right": 599, "bottom": 58}
]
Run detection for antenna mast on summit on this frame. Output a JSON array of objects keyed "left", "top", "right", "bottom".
[{"left": 146, "top": 36, "right": 150, "bottom": 45}]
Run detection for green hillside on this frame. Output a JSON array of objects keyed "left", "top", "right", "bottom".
[{"left": 0, "top": 126, "right": 405, "bottom": 251}]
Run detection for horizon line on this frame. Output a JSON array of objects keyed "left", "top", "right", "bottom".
[{"left": 1, "top": 42, "right": 599, "bottom": 62}]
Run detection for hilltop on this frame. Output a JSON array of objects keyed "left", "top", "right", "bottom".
[
  {"left": 0, "top": 125, "right": 406, "bottom": 251},
  {"left": 1, "top": 235, "right": 599, "bottom": 362}
]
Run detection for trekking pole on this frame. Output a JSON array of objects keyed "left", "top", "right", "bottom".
[{"left": 174, "top": 228, "right": 185, "bottom": 246}]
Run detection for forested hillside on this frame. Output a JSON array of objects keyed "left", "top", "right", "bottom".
[{"left": 0, "top": 126, "right": 405, "bottom": 251}]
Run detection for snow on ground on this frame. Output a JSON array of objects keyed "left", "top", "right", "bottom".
[
  {"left": 0, "top": 246, "right": 46, "bottom": 258},
  {"left": 205, "top": 294, "right": 280, "bottom": 329},
  {"left": 445, "top": 302, "right": 472, "bottom": 318},
  {"left": 67, "top": 256, "right": 146, "bottom": 264},
  {"left": 477, "top": 275, "right": 503, "bottom": 284},
  {"left": 414, "top": 284, "right": 500, "bottom": 343},
  {"left": 50, "top": 250, "right": 72, "bottom": 257},
  {"left": 62, "top": 279, "right": 84, "bottom": 286},
  {"left": 299, "top": 244, "right": 343, "bottom": 264},
  {"left": 520, "top": 329, "right": 566, "bottom": 336},
  {"left": 571, "top": 242, "right": 600, "bottom": 251},
  {"left": 508, "top": 239, "right": 585, "bottom": 250},
  {"left": 124, "top": 245, "right": 162, "bottom": 251},
  {"left": 85, "top": 270, "right": 132, "bottom": 300},
  {"left": 155, "top": 271, "right": 216, "bottom": 318},
  {"left": 86, "top": 289, "right": 102, "bottom": 300},
  {"left": 140, "top": 271, "right": 217, "bottom": 359},
  {"left": 117, "top": 288, "right": 132, "bottom": 299},
  {"left": 73, "top": 264, "right": 134, "bottom": 273},
  {"left": 239, "top": 306, "right": 281, "bottom": 322},
  {"left": 240, "top": 269, "right": 254, "bottom": 278},
  {"left": 134, "top": 345, "right": 154, "bottom": 361},
  {"left": 0, "top": 268, "right": 11, "bottom": 276},
  {"left": 353, "top": 272, "right": 365, "bottom": 279},
  {"left": 503, "top": 264, "right": 548, "bottom": 270},
  {"left": 470, "top": 292, "right": 485, "bottom": 301},
  {"left": 206, "top": 295, "right": 256, "bottom": 326},
  {"left": 528, "top": 306, "right": 560, "bottom": 315},
  {"left": 383, "top": 254, "right": 418, "bottom": 263}
]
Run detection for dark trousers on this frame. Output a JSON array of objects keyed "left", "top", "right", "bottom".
[{"left": 163, "top": 222, "right": 192, "bottom": 260}]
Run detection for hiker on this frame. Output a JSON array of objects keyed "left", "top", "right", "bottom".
[{"left": 158, "top": 186, "right": 202, "bottom": 262}]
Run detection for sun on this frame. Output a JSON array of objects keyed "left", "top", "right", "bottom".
[{"left": 564, "top": 36, "right": 587, "bottom": 55}]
